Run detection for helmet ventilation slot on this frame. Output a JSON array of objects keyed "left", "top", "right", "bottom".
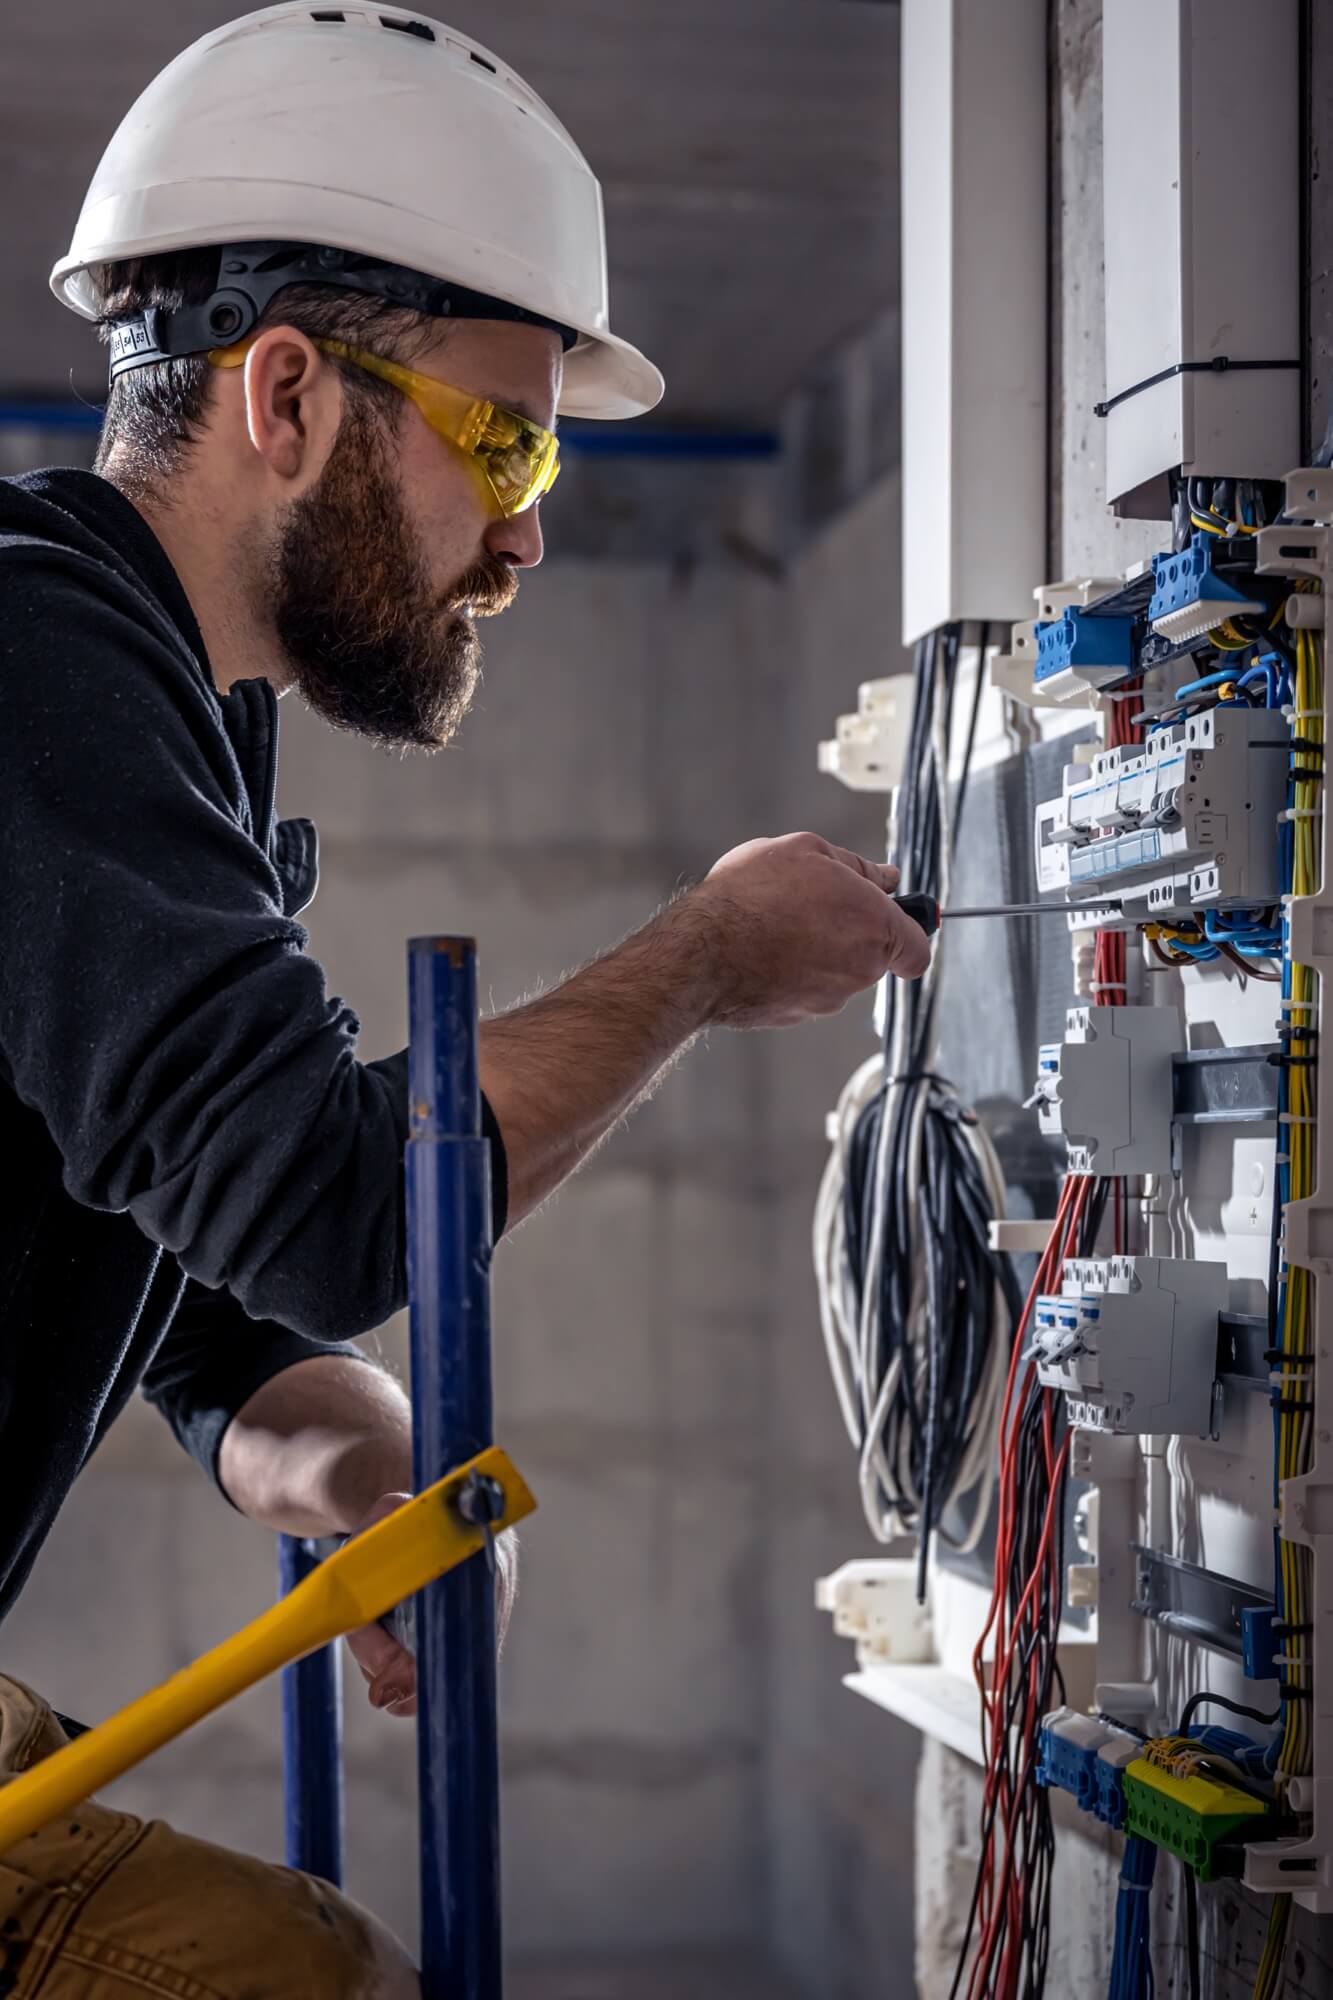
[{"left": 379, "top": 15, "right": 436, "bottom": 39}]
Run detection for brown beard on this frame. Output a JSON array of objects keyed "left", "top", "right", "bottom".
[{"left": 271, "top": 400, "right": 517, "bottom": 750}]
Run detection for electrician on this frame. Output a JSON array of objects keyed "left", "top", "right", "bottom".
[{"left": 0, "top": 7, "right": 930, "bottom": 1991}]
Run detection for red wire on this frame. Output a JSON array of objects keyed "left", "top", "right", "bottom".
[
  {"left": 963, "top": 690, "right": 1146, "bottom": 1996},
  {"left": 965, "top": 1180, "right": 1088, "bottom": 2000}
]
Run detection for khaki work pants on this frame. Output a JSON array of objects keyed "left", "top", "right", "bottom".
[{"left": 0, "top": 1676, "right": 420, "bottom": 1997}]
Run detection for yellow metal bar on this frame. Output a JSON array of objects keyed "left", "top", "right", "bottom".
[{"left": 0, "top": 1446, "right": 535, "bottom": 1853}]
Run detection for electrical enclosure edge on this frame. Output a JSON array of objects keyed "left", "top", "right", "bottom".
[
  {"left": 900, "top": 0, "right": 1047, "bottom": 643},
  {"left": 1102, "top": 0, "right": 1301, "bottom": 516}
]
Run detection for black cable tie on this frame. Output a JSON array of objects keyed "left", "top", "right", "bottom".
[
  {"left": 1272, "top": 1393, "right": 1316, "bottom": 1412},
  {"left": 1278, "top": 1681, "right": 1312, "bottom": 1701},
  {"left": 1276, "top": 1025, "right": 1319, "bottom": 1043},
  {"left": 1263, "top": 1347, "right": 1315, "bottom": 1363},
  {"left": 1094, "top": 356, "right": 1301, "bottom": 419},
  {"left": 1266, "top": 1051, "right": 1318, "bottom": 1068},
  {"left": 1271, "top": 1621, "right": 1314, "bottom": 1636}
]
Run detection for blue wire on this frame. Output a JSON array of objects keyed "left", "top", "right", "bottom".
[
  {"left": 1174, "top": 668, "right": 1245, "bottom": 702},
  {"left": 1238, "top": 661, "right": 1281, "bottom": 707},
  {"left": 1107, "top": 1837, "right": 1156, "bottom": 2000},
  {"left": 1203, "top": 908, "right": 1283, "bottom": 958}
]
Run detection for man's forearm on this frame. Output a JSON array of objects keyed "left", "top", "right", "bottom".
[
  {"left": 217, "top": 1354, "right": 412, "bottom": 1536},
  {"left": 480, "top": 896, "right": 719, "bottom": 1225}
]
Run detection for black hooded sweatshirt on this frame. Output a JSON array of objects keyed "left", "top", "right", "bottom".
[{"left": 0, "top": 467, "right": 506, "bottom": 1623}]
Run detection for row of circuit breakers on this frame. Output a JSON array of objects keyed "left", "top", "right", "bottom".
[{"left": 1015, "top": 524, "right": 1298, "bottom": 1443}]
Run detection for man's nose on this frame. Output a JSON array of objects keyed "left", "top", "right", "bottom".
[{"left": 483, "top": 504, "right": 544, "bottom": 570}]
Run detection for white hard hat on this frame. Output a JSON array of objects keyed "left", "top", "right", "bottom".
[{"left": 50, "top": 2, "right": 663, "bottom": 421}]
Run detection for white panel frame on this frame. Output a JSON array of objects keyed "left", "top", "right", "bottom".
[{"left": 900, "top": 0, "right": 1048, "bottom": 645}]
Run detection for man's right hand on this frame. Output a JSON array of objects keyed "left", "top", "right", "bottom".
[
  {"left": 677, "top": 830, "right": 933, "bottom": 1030},
  {"left": 478, "top": 829, "right": 933, "bottom": 1226}
]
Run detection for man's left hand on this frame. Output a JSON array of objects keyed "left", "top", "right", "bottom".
[
  {"left": 343, "top": 1490, "right": 521, "bottom": 1719},
  {"left": 345, "top": 1491, "right": 418, "bottom": 1717}
]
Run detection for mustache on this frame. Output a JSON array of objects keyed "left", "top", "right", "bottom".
[{"left": 446, "top": 555, "right": 519, "bottom": 619}]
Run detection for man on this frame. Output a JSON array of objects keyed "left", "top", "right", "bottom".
[{"left": 0, "top": 6, "right": 929, "bottom": 1992}]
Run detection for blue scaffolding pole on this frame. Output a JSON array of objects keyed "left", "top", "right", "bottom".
[{"left": 279, "top": 933, "right": 502, "bottom": 1998}]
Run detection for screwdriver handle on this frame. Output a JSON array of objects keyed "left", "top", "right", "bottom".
[{"left": 893, "top": 892, "right": 941, "bottom": 937}]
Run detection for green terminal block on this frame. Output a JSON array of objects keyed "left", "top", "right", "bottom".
[{"left": 1122, "top": 1756, "right": 1269, "bottom": 1881}]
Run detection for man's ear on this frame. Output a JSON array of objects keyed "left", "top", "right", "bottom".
[{"left": 240, "top": 327, "right": 342, "bottom": 488}]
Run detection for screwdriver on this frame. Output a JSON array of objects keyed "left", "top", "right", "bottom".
[{"left": 893, "top": 893, "right": 1120, "bottom": 936}]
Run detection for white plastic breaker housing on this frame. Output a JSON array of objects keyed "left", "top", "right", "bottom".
[
  {"left": 1032, "top": 1255, "right": 1227, "bottom": 1435},
  {"left": 815, "top": 1560, "right": 934, "bottom": 1669},
  {"left": 818, "top": 679, "right": 909, "bottom": 794},
  {"left": 1034, "top": 703, "right": 1289, "bottom": 918},
  {"left": 1031, "top": 1005, "right": 1181, "bottom": 1177}
]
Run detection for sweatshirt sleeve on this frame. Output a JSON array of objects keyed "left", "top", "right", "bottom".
[
  {"left": 0, "top": 549, "right": 496, "bottom": 1341},
  {"left": 141, "top": 1275, "right": 375, "bottom": 1493}
]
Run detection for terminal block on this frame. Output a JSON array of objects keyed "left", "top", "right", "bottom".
[
  {"left": 1034, "top": 704, "right": 1288, "bottom": 919},
  {"left": 814, "top": 1560, "right": 933, "bottom": 1668},
  {"left": 1031, "top": 1255, "right": 1227, "bottom": 1435},
  {"left": 1030, "top": 1005, "right": 1180, "bottom": 1176},
  {"left": 1037, "top": 1708, "right": 1139, "bottom": 1821},
  {"left": 1033, "top": 606, "right": 1136, "bottom": 701},
  {"left": 1148, "top": 534, "right": 1265, "bottom": 645},
  {"left": 1123, "top": 1756, "right": 1269, "bottom": 1880}
]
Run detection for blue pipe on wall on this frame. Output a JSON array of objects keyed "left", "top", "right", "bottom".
[{"left": 0, "top": 400, "right": 781, "bottom": 458}]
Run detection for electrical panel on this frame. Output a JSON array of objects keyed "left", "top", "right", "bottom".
[
  {"left": 1031, "top": 1254, "right": 1226, "bottom": 1436},
  {"left": 1102, "top": 0, "right": 1300, "bottom": 516},
  {"left": 1034, "top": 704, "right": 1289, "bottom": 918},
  {"left": 818, "top": 6, "right": 1329, "bottom": 1968},
  {"left": 1031, "top": 1004, "right": 1180, "bottom": 1175},
  {"left": 818, "top": 470, "right": 1333, "bottom": 1965}
]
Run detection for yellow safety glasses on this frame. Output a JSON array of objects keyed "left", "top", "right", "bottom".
[{"left": 208, "top": 337, "right": 560, "bottom": 517}]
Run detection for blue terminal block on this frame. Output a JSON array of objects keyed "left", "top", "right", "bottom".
[
  {"left": 1036, "top": 1721, "right": 1103, "bottom": 1812},
  {"left": 1240, "top": 1605, "right": 1278, "bottom": 1683},
  {"left": 1148, "top": 534, "right": 1264, "bottom": 643},
  {"left": 1094, "top": 1739, "right": 1140, "bottom": 1830},
  {"left": 1034, "top": 607, "right": 1137, "bottom": 689},
  {"left": 1095, "top": 1755, "right": 1128, "bottom": 1829},
  {"left": 1037, "top": 1709, "right": 1140, "bottom": 1827}
]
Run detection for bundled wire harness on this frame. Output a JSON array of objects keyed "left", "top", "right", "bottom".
[
  {"left": 814, "top": 625, "right": 1019, "bottom": 1593},
  {"left": 1108, "top": 1838, "right": 1156, "bottom": 2000},
  {"left": 950, "top": 1173, "right": 1090, "bottom": 2000},
  {"left": 951, "top": 684, "right": 1140, "bottom": 1999}
]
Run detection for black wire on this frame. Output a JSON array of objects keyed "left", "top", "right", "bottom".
[
  {"left": 1077, "top": 1177, "right": 1110, "bottom": 1256},
  {"left": 952, "top": 620, "right": 990, "bottom": 838},
  {"left": 1178, "top": 1691, "right": 1281, "bottom": 1734},
  {"left": 845, "top": 626, "right": 1019, "bottom": 1594}
]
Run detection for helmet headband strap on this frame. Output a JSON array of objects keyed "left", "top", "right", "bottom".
[{"left": 104, "top": 240, "right": 577, "bottom": 381}]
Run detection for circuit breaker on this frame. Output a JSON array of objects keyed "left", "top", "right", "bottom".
[
  {"left": 1031, "top": 1255, "right": 1227, "bottom": 1435},
  {"left": 1030, "top": 1005, "right": 1181, "bottom": 1176},
  {"left": 1034, "top": 704, "right": 1288, "bottom": 917}
]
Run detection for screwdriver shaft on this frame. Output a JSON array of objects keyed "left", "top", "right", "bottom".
[{"left": 942, "top": 900, "right": 1119, "bottom": 920}]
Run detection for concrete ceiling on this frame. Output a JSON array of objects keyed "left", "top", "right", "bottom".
[{"left": 0, "top": 0, "right": 900, "bottom": 427}]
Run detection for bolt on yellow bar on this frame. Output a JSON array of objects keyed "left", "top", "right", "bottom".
[{"left": 0, "top": 1445, "right": 535, "bottom": 1854}]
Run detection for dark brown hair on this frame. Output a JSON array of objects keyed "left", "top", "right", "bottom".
[{"left": 90, "top": 246, "right": 439, "bottom": 496}]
